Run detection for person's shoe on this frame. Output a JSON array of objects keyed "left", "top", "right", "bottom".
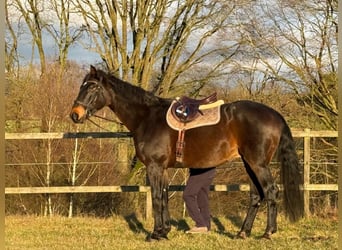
[{"left": 185, "top": 226, "right": 208, "bottom": 234}]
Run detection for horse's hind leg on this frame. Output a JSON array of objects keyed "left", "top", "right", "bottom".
[
  {"left": 263, "top": 177, "right": 279, "bottom": 239},
  {"left": 237, "top": 182, "right": 261, "bottom": 239},
  {"left": 238, "top": 157, "right": 279, "bottom": 239},
  {"left": 237, "top": 157, "right": 263, "bottom": 239}
]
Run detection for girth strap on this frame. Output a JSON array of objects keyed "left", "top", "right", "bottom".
[{"left": 176, "top": 129, "right": 186, "bottom": 163}]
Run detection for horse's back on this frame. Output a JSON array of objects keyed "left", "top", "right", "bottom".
[{"left": 224, "top": 100, "right": 287, "bottom": 130}]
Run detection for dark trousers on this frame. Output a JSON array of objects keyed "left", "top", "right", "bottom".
[{"left": 183, "top": 168, "right": 216, "bottom": 230}]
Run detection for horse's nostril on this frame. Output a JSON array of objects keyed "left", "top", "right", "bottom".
[
  {"left": 71, "top": 112, "right": 79, "bottom": 122},
  {"left": 70, "top": 106, "right": 86, "bottom": 123}
]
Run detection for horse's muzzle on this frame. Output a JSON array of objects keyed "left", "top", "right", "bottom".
[{"left": 70, "top": 105, "right": 86, "bottom": 123}]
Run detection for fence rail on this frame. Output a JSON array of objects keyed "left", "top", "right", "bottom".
[
  {"left": 5, "top": 129, "right": 338, "bottom": 220},
  {"left": 4, "top": 129, "right": 338, "bottom": 140},
  {"left": 5, "top": 183, "right": 338, "bottom": 194},
  {"left": 5, "top": 132, "right": 132, "bottom": 140}
]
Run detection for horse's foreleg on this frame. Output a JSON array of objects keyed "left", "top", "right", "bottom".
[
  {"left": 146, "top": 166, "right": 171, "bottom": 241},
  {"left": 161, "top": 169, "right": 171, "bottom": 235}
]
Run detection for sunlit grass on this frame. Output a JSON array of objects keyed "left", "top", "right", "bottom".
[{"left": 5, "top": 214, "right": 337, "bottom": 250}]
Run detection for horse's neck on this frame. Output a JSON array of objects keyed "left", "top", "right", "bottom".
[
  {"left": 109, "top": 94, "right": 148, "bottom": 133},
  {"left": 105, "top": 77, "right": 166, "bottom": 132}
]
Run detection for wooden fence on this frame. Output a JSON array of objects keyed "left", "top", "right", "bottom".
[{"left": 5, "top": 129, "right": 338, "bottom": 220}]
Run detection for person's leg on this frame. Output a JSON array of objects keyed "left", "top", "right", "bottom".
[
  {"left": 197, "top": 169, "right": 215, "bottom": 230},
  {"left": 183, "top": 174, "right": 207, "bottom": 228},
  {"left": 197, "top": 187, "right": 211, "bottom": 230}
]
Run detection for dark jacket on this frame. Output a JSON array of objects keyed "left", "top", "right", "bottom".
[{"left": 189, "top": 167, "right": 216, "bottom": 176}]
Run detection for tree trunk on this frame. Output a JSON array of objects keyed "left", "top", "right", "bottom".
[{"left": 69, "top": 137, "right": 78, "bottom": 218}]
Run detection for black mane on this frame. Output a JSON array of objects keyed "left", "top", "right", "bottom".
[{"left": 97, "top": 69, "right": 171, "bottom": 107}]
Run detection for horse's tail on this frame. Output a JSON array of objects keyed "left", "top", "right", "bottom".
[{"left": 277, "top": 123, "right": 304, "bottom": 222}]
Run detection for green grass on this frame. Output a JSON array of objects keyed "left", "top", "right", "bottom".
[{"left": 5, "top": 214, "right": 337, "bottom": 250}]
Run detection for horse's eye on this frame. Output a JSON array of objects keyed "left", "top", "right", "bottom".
[{"left": 89, "top": 84, "right": 98, "bottom": 91}]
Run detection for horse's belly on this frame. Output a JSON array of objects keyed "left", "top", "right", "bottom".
[{"left": 183, "top": 137, "right": 240, "bottom": 167}]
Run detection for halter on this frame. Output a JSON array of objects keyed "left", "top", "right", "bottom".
[
  {"left": 73, "top": 80, "right": 103, "bottom": 108},
  {"left": 73, "top": 80, "right": 123, "bottom": 129}
]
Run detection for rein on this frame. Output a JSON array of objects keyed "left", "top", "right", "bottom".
[
  {"left": 93, "top": 114, "right": 123, "bottom": 125},
  {"left": 88, "top": 114, "right": 123, "bottom": 132}
]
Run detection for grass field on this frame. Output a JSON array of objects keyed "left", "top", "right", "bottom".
[{"left": 5, "top": 214, "right": 337, "bottom": 250}]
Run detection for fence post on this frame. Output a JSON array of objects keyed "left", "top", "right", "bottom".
[
  {"left": 144, "top": 170, "right": 153, "bottom": 221},
  {"left": 303, "top": 128, "right": 311, "bottom": 217},
  {"left": 146, "top": 188, "right": 152, "bottom": 221},
  {"left": 117, "top": 139, "right": 128, "bottom": 170}
]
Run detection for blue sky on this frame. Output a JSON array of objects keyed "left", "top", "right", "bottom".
[
  {"left": 17, "top": 41, "right": 102, "bottom": 65},
  {"left": 15, "top": 28, "right": 102, "bottom": 66}
]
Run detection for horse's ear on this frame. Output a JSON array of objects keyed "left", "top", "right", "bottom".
[{"left": 90, "top": 65, "right": 97, "bottom": 76}]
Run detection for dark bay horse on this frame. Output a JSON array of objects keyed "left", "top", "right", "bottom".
[{"left": 70, "top": 65, "right": 303, "bottom": 240}]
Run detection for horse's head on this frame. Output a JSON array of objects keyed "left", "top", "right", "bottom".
[{"left": 70, "top": 65, "right": 109, "bottom": 123}]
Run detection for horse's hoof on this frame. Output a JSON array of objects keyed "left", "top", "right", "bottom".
[
  {"left": 145, "top": 232, "right": 169, "bottom": 242},
  {"left": 145, "top": 233, "right": 159, "bottom": 242},
  {"left": 160, "top": 235, "right": 169, "bottom": 240},
  {"left": 262, "top": 232, "right": 272, "bottom": 240},
  {"left": 236, "top": 231, "right": 248, "bottom": 239},
  {"left": 145, "top": 235, "right": 153, "bottom": 242}
]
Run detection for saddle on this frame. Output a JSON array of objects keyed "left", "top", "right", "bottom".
[
  {"left": 170, "top": 92, "right": 218, "bottom": 123},
  {"left": 167, "top": 92, "right": 224, "bottom": 164}
]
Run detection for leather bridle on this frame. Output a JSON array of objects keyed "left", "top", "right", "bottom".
[
  {"left": 73, "top": 80, "right": 123, "bottom": 129},
  {"left": 73, "top": 80, "right": 103, "bottom": 109}
]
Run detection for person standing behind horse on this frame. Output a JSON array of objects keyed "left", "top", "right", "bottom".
[{"left": 183, "top": 167, "right": 216, "bottom": 233}]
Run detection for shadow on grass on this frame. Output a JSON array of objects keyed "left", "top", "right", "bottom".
[
  {"left": 226, "top": 215, "right": 243, "bottom": 229},
  {"left": 170, "top": 218, "right": 190, "bottom": 232},
  {"left": 169, "top": 217, "right": 240, "bottom": 238},
  {"left": 123, "top": 214, "right": 243, "bottom": 239},
  {"left": 124, "top": 213, "right": 149, "bottom": 236},
  {"left": 212, "top": 216, "right": 236, "bottom": 239}
]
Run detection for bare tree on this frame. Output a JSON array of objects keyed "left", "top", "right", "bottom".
[
  {"left": 71, "top": 0, "right": 240, "bottom": 96},
  {"left": 7, "top": 0, "right": 82, "bottom": 76},
  {"left": 11, "top": 0, "right": 47, "bottom": 74},
  {"left": 5, "top": 0, "right": 19, "bottom": 75},
  {"left": 45, "top": 0, "right": 83, "bottom": 75},
  {"left": 233, "top": 0, "right": 337, "bottom": 129}
]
